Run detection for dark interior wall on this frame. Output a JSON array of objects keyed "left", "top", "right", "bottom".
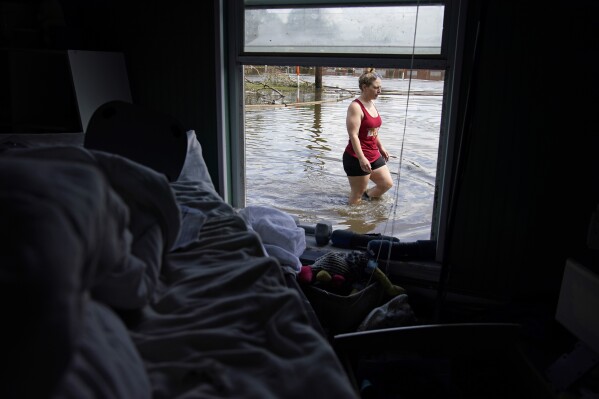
[
  {"left": 115, "top": 2, "right": 220, "bottom": 189},
  {"left": 1, "top": 0, "right": 220, "bottom": 190},
  {"left": 447, "top": 1, "right": 599, "bottom": 304}
]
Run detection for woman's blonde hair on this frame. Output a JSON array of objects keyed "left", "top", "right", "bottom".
[{"left": 358, "top": 68, "right": 381, "bottom": 91}]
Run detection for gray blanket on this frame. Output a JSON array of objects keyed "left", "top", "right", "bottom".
[{"left": 0, "top": 144, "right": 357, "bottom": 398}]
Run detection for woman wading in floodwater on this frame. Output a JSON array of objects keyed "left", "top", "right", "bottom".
[{"left": 343, "top": 68, "right": 393, "bottom": 205}]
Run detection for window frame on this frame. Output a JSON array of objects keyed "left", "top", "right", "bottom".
[{"left": 218, "top": 0, "right": 468, "bottom": 262}]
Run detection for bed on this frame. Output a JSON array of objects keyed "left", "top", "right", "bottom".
[{"left": 0, "top": 102, "right": 358, "bottom": 398}]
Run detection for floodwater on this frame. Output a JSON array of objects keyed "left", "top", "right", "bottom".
[{"left": 245, "top": 75, "right": 443, "bottom": 241}]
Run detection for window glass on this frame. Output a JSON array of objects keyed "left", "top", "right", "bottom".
[
  {"left": 243, "top": 66, "right": 444, "bottom": 241},
  {"left": 244, "top": 5, "right": 444, "bottom": 55}
]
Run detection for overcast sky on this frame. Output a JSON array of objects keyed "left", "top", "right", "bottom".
[{"left": 246, "top": 5, "right": 444, "bottom": 51}]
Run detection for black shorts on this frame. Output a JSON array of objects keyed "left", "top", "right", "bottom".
[{"left": 343, "top": 152, "right": 386, "bottom": 176}]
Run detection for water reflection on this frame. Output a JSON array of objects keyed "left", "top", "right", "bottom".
[
  {"left": 303, "top": 104, "right": 328, "bottom": 173},
  {"left": 245, "top": 76, "right": 443, "bottom": 241}
]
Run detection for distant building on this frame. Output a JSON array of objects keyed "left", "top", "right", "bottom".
[
  {"left": 378, "top": 68, "right": 446, "bottom": 81},
  {"left": 324, "top": 67, "right": 445, "bottom": 81}
]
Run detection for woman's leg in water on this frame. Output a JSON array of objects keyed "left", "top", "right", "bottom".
[
  {"left": 347, "top": 175, "right": 370, "bottom": 205},
  {"left": 367, "top": 165, "right": 393, "bottom": 199}
]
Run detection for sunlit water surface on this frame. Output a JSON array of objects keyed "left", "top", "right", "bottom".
[{"left": 245, "top": 75, "right": 443, "bottom": 241}]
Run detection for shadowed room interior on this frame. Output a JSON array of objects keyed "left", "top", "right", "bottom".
[{"left": 1, "top": 1, "right": 598, "bottom": 398}]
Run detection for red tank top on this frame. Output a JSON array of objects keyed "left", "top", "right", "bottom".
[{"left": 344, "top": 99, "right": 382, "bottom": 163}]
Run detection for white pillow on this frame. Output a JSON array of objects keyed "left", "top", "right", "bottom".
[{"left": 176, "top": 130, "right": 215, "bottom": 190}]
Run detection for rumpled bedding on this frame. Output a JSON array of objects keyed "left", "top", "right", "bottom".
[
  {"left": 0, "top": 140, "right": 357, "bottom": 399},
  {"left": 0, "top": 147, "right": 161, "bottom": 398},
  {"left": 238, "top": 205, "right": 306, "bottom": 273}
]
